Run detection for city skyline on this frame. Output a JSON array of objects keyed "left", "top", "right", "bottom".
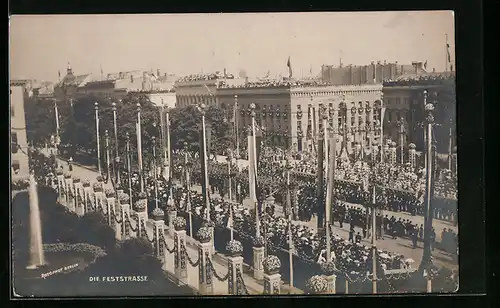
[{"left": 10, "top": 11, "right": 455, "bottom": 82}]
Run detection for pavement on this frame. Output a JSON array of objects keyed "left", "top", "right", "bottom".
[
  {"left": 49, "top": 151, "right": 457, "bottom": 272},
  {"left": 48, "top": 152, "right": 266, "bottom": 295}
]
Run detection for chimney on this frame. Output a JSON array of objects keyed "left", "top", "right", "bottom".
[{"left": 157, "top": 69, "right": 160, "bottom": 77}]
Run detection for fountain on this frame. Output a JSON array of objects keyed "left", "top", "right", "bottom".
[{"left": 26, "top": 172, "right": 46, "bottom": 269}]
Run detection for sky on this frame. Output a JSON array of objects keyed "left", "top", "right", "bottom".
[{"left": 9, "top": 11, "right": 455, "bottom": 82}]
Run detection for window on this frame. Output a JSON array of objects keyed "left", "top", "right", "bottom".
[
  {"left": 11, "top": 132, "right": 18, "bottom": 154},
  {"left": 297, "top": 120, "right": 302, "bottom": 129},
  {"left": 11, "top": 106, "right": 15, "bottom": 117}
]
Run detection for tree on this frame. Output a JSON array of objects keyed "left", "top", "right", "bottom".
[{"left": 24, "top": 97, "right": 58, "bottom": 147}]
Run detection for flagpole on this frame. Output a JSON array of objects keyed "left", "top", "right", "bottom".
[
  {"left": 200, "top": 104, "right": 211, "bottom": 222},
  {"left": 325, "top": 134, "right": 336, "bottom": 264},
  {"left": 136, "top": 102, "right": 144, "bottom": 193},
  {"left": 94, "top": 102, "right": 102, "bottom": 175},
  {"left": 234, "top": 95, "right": 239, "bottom": 159},
  {"left": 285, "top": 158, "right": 294, "bottom": 288},
  {"left": 445, "top": 34, "right": 449, "bottom": 73},
  {"left": 250, "top": 103, "right": 260, "bottom": 238}
]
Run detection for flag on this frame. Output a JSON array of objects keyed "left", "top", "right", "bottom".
[
  {"left": 450, "top": 64, "right": 454, "bottom": 71},
  {"left": 223, "top": 68, "right": 227, "bottom": 78},
  {"left": 424, "top": 61, "right": 428, "bottom": 70},
  {"left": 58, "top": 70, "right": 61, "bottom": 79},
  {"left": 287, "top": 56, "right": 293, "bottom": 78}
]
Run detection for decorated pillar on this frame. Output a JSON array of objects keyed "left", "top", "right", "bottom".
[
  {"left": 196, "top": 227, "right": 214, "bottom": 295},
  {"left": 263, "top": 255, "right": 282, "bottom": 295},
  {"left": 118, "top": 193, "right": 131, "bottom": 240},
  {"left": 320, "top": 261, "right": 337, "bottom": 293},
  {"left": 203, "top": 221, "right": 216, "bottom": 255},
  {"left": 64, "top": 174, "right": 72, "bottom": 208},
  {"left": 173, "top": 217, "right": 188, "bottom": 284},
  {"left": 372, "top": 143, "right": 379, "bottom": 162},
  {"left": 305, "top": 275, "right": 329, "bottom": 294},
  {"left": 226, "top": 240, "right": 244, "bottom": 295},
  {"left": 452, "top": 146, "right": 458, "bottom": 175},
  {"left": 382, "top": 142, "right": 389, "bottom": 163},
  {"left": 167, "top": 207, "right": 177, "bottom": 237},
  {"left": 252, "top": 236, "right": 265, "bottom": 280},
  {"left": 134, "top": 197, "right": 148, "bottom": 238},
  {"left": 408, "top": 143, "right": 417, "bottom": 169},
  {"left": 151, "top": 208, "right": 165, "bottom": 258},
  {"left": 105, "top": 189, "right": 116, "bottom": 228},
  {"left": 390, "top": 141, "right": 397, "bottom": 165},
  {"left": 73, "top": 178, "right": 84, "bottom": 216},
  {"left": 56, "top": 172, "right": 64, "bottom": 201},
  {"left": 82, "top": 181, "right": 91, "bottom": 212}
]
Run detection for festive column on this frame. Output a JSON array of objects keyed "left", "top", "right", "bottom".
[
  {"left": 152, "top": 208, "right": 165, "bottom": 258},
  {"left": 320, "top": 262, "right": 337, "bottom": 294},
  {"left": 64, "top": 173, "right": 72, "bottom": 208},
  {"left": 262, "top": 255, "right": 282, "bottom": 295},
  {"left": 167, "top": 207, "right": 177, "bottom": 237},
  {"left": 408, "top": 143, "right": 417, "bottom": 170},
  {"left": 354, "top": 141, "right": 361, "bottom": 160},
  {"left": 197, "top": 226, "right": 214, "bottom": 295},
  {"left": 173, "top": 217, "right": 188, "bottom": 284},
  {"left": 105, "top": 189, "right": 116, "bottom": 228},
  {"left": 118, "top": 193, "right": 131, "bottom": 240},
  {"left": 134, "top": 196, "right": 148, "bottom": 239},
  {"left": 252, "top": 236, "right": 265, "bottom": 280},
  {"left": 226, "top": 240, "right": 244, "bottom": 295},
  {"left": 56, "top": 171, "right": 64, "bottom": 201},
  {"left": 203, "top": 221, "right": 216, "bottom": 255},
  {"left": 73, "top": 178, "right": 84, "bottom": 216}
]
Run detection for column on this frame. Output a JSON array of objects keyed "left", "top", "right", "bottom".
[
  {"left": 152, "top": 208, "right": 165, "bottom": 258},
  {"left": 65, "top": 176, "right": 73, "bottom": 210},
  {"left": 105, "top": 194, "right": 116, "bottom": 228},
  {"left": 83, "top": 185, "right": 91, "bottom": 213},
  {"left": 94, "top": 191, "right": 104, "bottom": 212},
  {"left": 262, "top": 255, "right": 282, "bottom": 295},
  {"left": 120, "top": 201, "right": 131, "bottom": 240},
  {"left": 197, "top": 227, "right": 214, "bottom": 295},
  {"left": 56, "top": 174, "right": 64, "bottom": 202},
  {"left": 321, "top": 262, "right": 337, "bottom": 293},
  {"left": 252, "top": 236, "right": 265, "bottom": 280},
  {"left": 226, "top": 240, "right": 244, "bottom": 295},
  {"left": 408, "top": 143, "right": 417, "bottom": 169},
  {"left": 326, "top": 274, "right": 337, "bottom": 294},
  {"left": 167, "top": 209, "right": 177, "bottom": 237},
  {"left": 174, "top": 219, "right": 188, "bottom": 284},
  {"left": 135, "top": 208, "right": 148, "bottom": 239},
  {"left": 354, "top": 142, "right": 361, "bottom": 159},
  {"left": 74, "top": 181, "right": 84, "bottom": 216},
  {"left": 382, "top": 143, "right": 389, "bottom": 163}
]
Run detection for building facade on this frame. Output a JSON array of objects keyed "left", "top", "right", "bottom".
[
  {"left": 321, "top": 61, "right": 424, "bottom": 86},
  {"left": 10, "top": 81, "right": 30, "bottom": 180},
  {"left": 53, "top": 63, "right": 92, "bottom": 100},
  {"left": 382, "top": 72, "right": 456, "bottom": 155},
  {"left": 217, "top": 84, "right": 383, "bottom": 154}
]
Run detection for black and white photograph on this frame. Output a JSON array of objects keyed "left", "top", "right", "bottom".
[{"left": 10, "top": 11, "right": 457, "bottom": 296}]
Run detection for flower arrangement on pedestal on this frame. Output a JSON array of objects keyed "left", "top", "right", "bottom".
[
  {"left": 423, "top": 264, "right": 440, "bottom": 281},
  {"left": 134, "top": 199, "right": 147, "bottom": 212},
  {"left": 320, "top": 261, "right": 336, "bottom": 276},
  {"left": 152, "top": 208, "right": 165, "bottom": 221},
  {"left": 96, "top": 175, "right": 103, "bottom": 182},
  {"left": 202, "top": 220, "right": 215, "bottom": 228},
  {"left": 64, "top": 173, "right": 72, "bottom": 179},
  {"left": 262, "top": 255, "right": 281, "bottom": 275},
  {"left": 305, "top": 275, "right": 328, "bottom": 294},
  {"left": 252, "top": 236, "right": 265, "bottom": 248},
  {"left": 93, "top": 182, "right": 103, "bottom": 192},
  {"left": 173, "top": 217, "right": 187, "bottom": 231},
  {"left": 138, "top": 191, "right": 147, "bottom": 200},
  {"left": 82, "top": 180, "right": 90, "bottom": 187},
  {"left": 118, "top": 192, "right": 130, "bottom": 204},
  {"left": 56, "top": 169, "right": 63, "bottom": 176},
  {"left": 225, "top": 240, "right": 243, "bottom": 257},
  {"left": 105, "top": 188, "right": 115, "bottom": 198},
  {"left": 196, "top": 227, "right": 212, "bottom": 243},
  {"left": 73, "top": 176, "right": 81, "bottom": 183}
]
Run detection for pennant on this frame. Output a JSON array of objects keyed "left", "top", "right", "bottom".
[
  {"left": 58, "top": 70, "right": 61, "bottom": 78},
  {"left": 424, "top": 61, "right": 428, "bottom": 70},
  {"left": 287, "top": 56, "right": 293, "bottom": 78}
]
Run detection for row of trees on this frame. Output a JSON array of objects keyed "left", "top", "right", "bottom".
[{"left": 24, "top": 94, "right": 242, "bottom": 163}]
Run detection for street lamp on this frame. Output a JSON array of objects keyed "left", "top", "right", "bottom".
[
  {"left": 94, "top": 102, "right": 102, "bottom": 175},
  {"left": 379, "top": 94, "right": 386, "bottom": 163},
  {"left": 125, "top": 132, "right": 133, "bottom": 206},
  {"left": 152, "top": 135, "right": 159, "bottom": 209},
  {"left": 112, "top": 101, "right": 121, "bottom": 185},
  {"left": 136, "top": 102, "right": 144, "bottom": 193},
  {"left": 105, "top": 130, "right": 111, "bottom": 183}
]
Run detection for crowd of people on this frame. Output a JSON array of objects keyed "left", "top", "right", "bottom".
[
  {"left": 383, "top": 73, "right": 455, "bottom": 87},
  {"left": 175, "top": 72, "right": 235, "bottom": 83}
]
